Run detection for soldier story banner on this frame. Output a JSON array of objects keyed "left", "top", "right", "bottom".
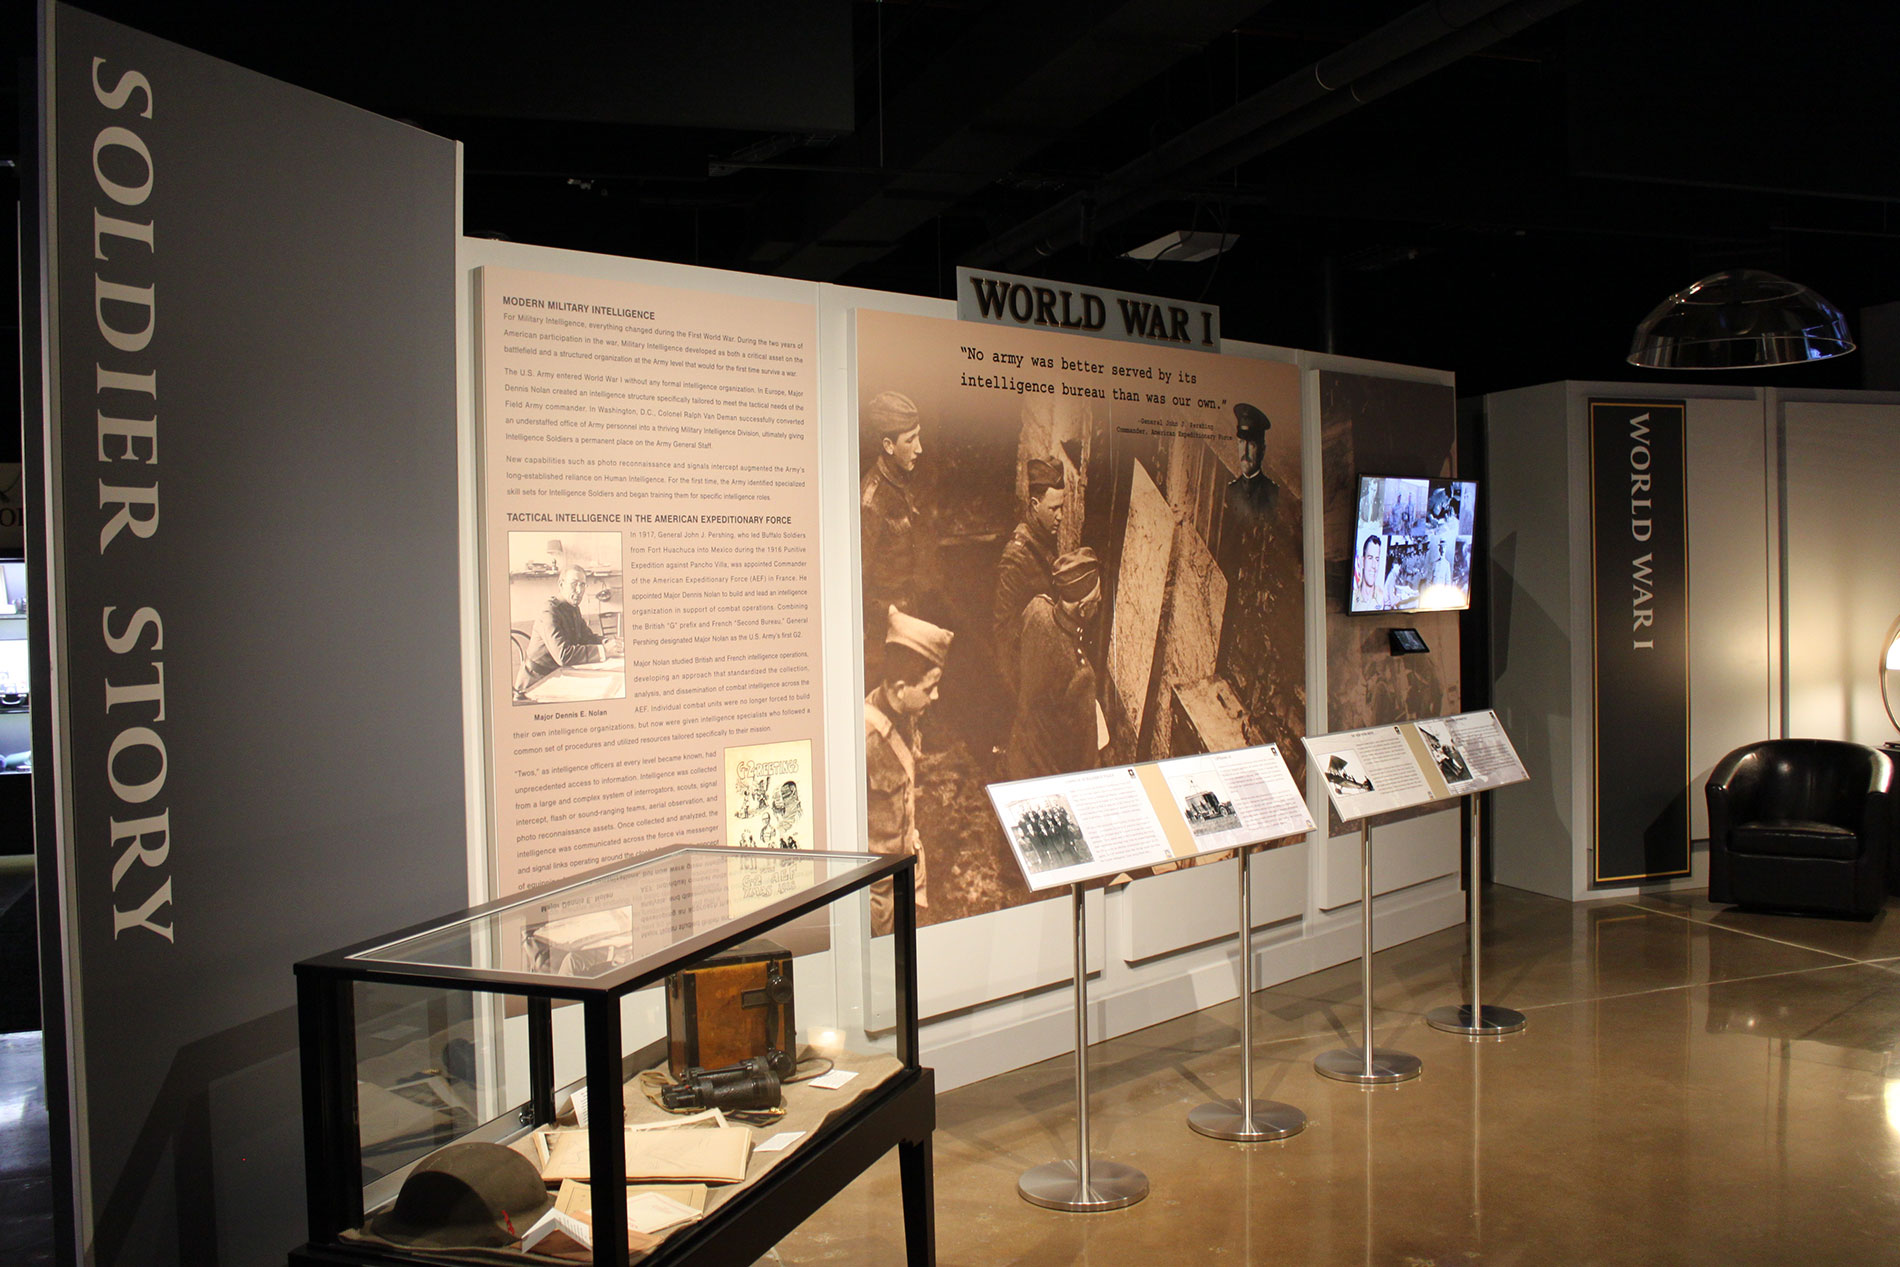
[
  {"left": 1587, "top": 399, "right": 1690, "bottom": 884},
  {"left": 39, "top": 7, "right": 463, "bottom": 1262},
  {"left": 854, "top": 309, "right": 1304, "bottom": 930}
]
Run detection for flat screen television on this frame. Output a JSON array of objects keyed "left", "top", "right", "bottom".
[{"left": 1349, "top": 474, "right": 1477, "bottom": 614}]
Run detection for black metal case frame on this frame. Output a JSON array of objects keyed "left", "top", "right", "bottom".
[{"left": 288, "top": 846, "right": 932, "bottom": 1267}]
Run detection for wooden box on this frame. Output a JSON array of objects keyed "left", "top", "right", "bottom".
[{"left": 665, "top": 938, "right": 794, "bottom": 1076}]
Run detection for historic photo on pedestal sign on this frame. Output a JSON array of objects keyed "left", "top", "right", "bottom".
[{"left": 855, "top": 308, "right": 1305, "bottom": 928}]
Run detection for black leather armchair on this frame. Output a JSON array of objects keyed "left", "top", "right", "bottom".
[{"left": 1706, "top": 739, "right": 1895, "bottom": 918}]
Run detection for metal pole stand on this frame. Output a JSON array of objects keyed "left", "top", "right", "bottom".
[
  {"left": 1019, "top": 886, "right": 1149, "bottom": 1212},
  {"left": 1189, "top": 845, "right": 1307, "bottom": 1141},
  {"left": 1427, "top": 796, "right": 1526, "bottom": 1037},
  {"left": 1314, "top": 821, "right": 1423, "bottom": 1085}
]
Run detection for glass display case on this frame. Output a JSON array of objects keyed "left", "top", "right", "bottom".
[{"left": 289, "top": 846, "right": 932, "bottom": 1267}]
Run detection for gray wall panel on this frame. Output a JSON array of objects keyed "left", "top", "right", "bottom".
[
  {"left": 1485, "top": 382, "right": 1575, "bottom": 899},
  {"left": 1784, "top": 401, "right": 1900, "bottom": 745},
  {"left": 43, "top": 8, "right": 464, "bottom": 1263},
  {"left": 1683, "top": 398, "right": 1772, "bottom": 833}
]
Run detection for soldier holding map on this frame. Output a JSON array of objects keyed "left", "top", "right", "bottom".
[
  {"left": 1007, "top": 549, "right": 1104, "bottom": 780},
  {"left": 992, "top": 456, "right": 1066, "bottom": 695}
]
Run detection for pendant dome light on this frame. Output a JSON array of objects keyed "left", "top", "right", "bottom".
[{"left": 1628, "top": 269, "right": 1854, "bottom": 369}]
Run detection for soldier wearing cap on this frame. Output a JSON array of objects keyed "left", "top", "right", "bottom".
[
  {"left": 1226, "top": 401, "right": 1276, "bottom": 514},
  {"left": 992, "top": 456, "right": 1066, "bottom": 694},
  {"left": 865, "top": 606, "right": 952, "bottom": 936},
  {"left": 860, "top": 390, "right": 938, "bottom": 680},
  {"left": 1008, "top": 548, "right": 1104, "bottom": 780}
]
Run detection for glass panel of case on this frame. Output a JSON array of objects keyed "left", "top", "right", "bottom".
[
  {"left": 311, "top": 848, "right": 905, "bottom": 1262},
  {"left": 353, "top": 849, "right": 880, "bottom": 979},
  {"left": 353, "top": 981, "right": 484, "bottom": 1185}
]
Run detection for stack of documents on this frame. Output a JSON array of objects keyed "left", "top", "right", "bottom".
[{"left": 529, "top": 1112, "right": 752, "bottom": 1185}]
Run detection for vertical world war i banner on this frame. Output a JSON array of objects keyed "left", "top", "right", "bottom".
[
  {"left": 854, "top": 309, "right": 1304, "bottom": 930},
  {"left": 1588, "top": 399, "right": 1690, "bottom": 884}
]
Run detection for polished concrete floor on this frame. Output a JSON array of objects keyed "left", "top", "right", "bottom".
[
  {"left": 777, "top": 885, "right": 1900, "bottom": 1266},
  {"left": 0, "top": 1031, "right": 53, "bottom": 1267},
  {"left": 10, "top": 885, "right": 1900, "bottom": 1265}
]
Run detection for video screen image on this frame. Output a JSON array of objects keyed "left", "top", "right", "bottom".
[{"left": 1349, "top": 475, "right": 1476, "bottom": 614}]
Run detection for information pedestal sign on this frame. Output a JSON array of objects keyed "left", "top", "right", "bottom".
[
  {"left": 988, "top": 743, "right": 1313, "bottom": 1199},
  {"left": 1313, "top": 820, "right": 1424, "bottom": 1085},
  {"left": 1017, "top": 885, "right": 1149, "bottom": 1213},
  {"left": 1187, "top": 843, "right": 1309, "bottom": 1141},
  {"left": 1305, "top": 712, "right": 1531, "bottom": 1084},
  {"left": 1426, "top": 796, "right": 1527, "bottom": 1037}
]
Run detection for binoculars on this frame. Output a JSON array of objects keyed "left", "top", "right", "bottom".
[{"left": 660, "top": 1049, "right": 793, "bottom": 1113}]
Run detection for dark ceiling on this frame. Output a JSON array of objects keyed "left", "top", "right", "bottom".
[{"left": 10, "top": 0, "right": 1900, "bottom": 399}]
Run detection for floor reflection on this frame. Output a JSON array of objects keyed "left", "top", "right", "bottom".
[
  {"left": 773, "top": 885, "right": 1900, "bottom": 1267},
  {"left": 10, "top": 886, "right": 1900, "bottom": 1266},
  {"left": 0, "top": 1032, "right": 52, "bottom": 1267}
]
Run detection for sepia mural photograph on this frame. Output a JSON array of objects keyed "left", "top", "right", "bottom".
[{"left": 855, "top": 308, "right": 1306, "bottom": 929}]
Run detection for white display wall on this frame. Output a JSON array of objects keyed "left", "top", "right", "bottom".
[
  {"left": 1781, "top": 397, "right": 1900, "bottom": 745},
  {"left": 1484, "top": 381, "right": 1900, "bottom": 903},
  {"left": 458, "top": 242, "right": 1465, "bottom": 1090}
]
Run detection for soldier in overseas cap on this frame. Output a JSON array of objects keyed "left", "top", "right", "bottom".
[
  {"left": 864, "top": 606, "right": 953, "bottom": 935},
  {"left": 864, "top": 389, "right": 921, "bottom": 439},
  {"left": 860, "top": 390, "right": 940, "bottom": 683},
  {"left": 992, "top": 456, "right": 1067, "bottom": 697},
  {"left": 1008, "top": 548, "right": 1104, "bottom": 780},
  {"left": 884, "top": 604, "right": 952, "bottom": 667},
  {"left": 1227, "top": 401, "right": 1276, "bottom": 513}
]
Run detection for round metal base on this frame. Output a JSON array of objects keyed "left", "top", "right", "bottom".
[
  {"left": 1426, "top": 1003, "right": 1527, "bottom": 1036},
  {"left": 1018, "top": 1159, "right": 1149, "bottom": 1212},
  {"left": 1187, "top": 1098, "right": 1307, "bottom": 1142},
  {"left": 1313, "top": 1047, "right": 1423, "bottom": 1085}
]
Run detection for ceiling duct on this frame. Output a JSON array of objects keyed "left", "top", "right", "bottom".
[
  {"left": 766, "top": 0, "right": 1266, "bottom": 280},
  {"left": 967, "top": 0, "right": 1582, "bottom": 272}
]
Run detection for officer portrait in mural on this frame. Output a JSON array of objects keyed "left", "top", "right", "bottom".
[
  {"left": 855, "top": 311, "right": 1304, "bottom": 929},
  {"left": 1212, "top": 397, "right": 1302, "bottom": 753},
  {"left": 1225, "top": 402, "right": 1276, "bottom": 513}
]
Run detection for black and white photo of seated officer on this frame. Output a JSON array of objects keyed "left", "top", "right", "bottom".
[
  {"left": 1225, "top": 402, "right": 1277, "bottom": 513},
  {"left": 514, "top": 565, "right": 624, "bottom": 700}
]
